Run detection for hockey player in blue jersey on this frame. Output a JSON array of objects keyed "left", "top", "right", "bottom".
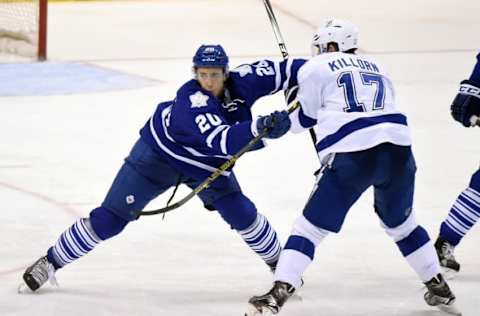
[
  {"left": 434, "top": 52, "right": 480, "bottom": 273},
  {"left": 246, "top": 20, "right": 460, "bottom": 315},
  {"left": 20, "top": 44, "right": 305, "bottom": 292}
]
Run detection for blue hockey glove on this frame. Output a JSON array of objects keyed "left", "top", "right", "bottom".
[
  {"left": 256, "top": 110, "right": 291, "bottom": 139},
  {"left": 451, "top": 80, "right": 480, "bottom": 127}
]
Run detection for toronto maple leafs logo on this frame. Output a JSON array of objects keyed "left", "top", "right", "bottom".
[{"left": 190, "top": 91, "right": 209, "bottom": 108}]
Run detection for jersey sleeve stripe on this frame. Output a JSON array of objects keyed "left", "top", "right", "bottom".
[
  {"left": 285, "top": 85, "right": 298, "bottom": 103},
  {"left": 149, "top": 114, "right": 231, "bottom": 176},
  {"left": 298, "top": 106, "right": 317, "bottom": 128},
  {"left": 206, "top": 125, "right": 229, "bottom": 148},
  {"left": 250, "top": 120, "right": 259, "bottom": 137},
  {"left": 183, "top": 146, "right": 232, "bottom": 159},
  {"left": 160, "top": 107, "right": 176, "bottom": 143},
  {"left": 220, "top": 127, "right": 229, "bottom": 155}
]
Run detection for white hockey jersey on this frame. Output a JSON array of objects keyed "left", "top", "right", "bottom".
[{"left": 291, "top": 52, "right": 412, "bottom": 160}]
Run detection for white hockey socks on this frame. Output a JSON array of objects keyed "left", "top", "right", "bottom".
[
  {"left": 274, "top": 216, "right": 329, "bottom": 289},
  {"left": 384, "top": 213, "right": 441, "bottom": 282}
]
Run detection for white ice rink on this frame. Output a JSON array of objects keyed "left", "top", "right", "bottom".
[{"left": 1, "top": 0, "right": 479, "bottom": 315}]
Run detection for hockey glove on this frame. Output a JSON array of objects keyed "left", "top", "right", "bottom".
[
  {"left": 256, "top": 110, "right": 291, "bottom": 139},
  {"left": 450, "top": 79, "right": 480, "bottom": 127}
]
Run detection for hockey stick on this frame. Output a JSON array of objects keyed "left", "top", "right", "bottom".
[
  {"left": 137, "top": 101, "right": 301, "bottom": 217},
  {"left": 261, "top": 0, "right": 320, "bottom": 154}
]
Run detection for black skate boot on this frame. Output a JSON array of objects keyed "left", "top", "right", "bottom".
[
  {"left": 435, "top": 236, "right": 460, "bottom": 272},
  {"left": 19, "top": 256, "right": 58, "bottom": 292},
  {"left": 424, "top": 274, "right": 461, "bottom": 315},
  {"left": 247, "top": 281, "right": 295, "bottom": 315},
  {"left": 268, "top": 263, "right": 303, "bottom": 300}
]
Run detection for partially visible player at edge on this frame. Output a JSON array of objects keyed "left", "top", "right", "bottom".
[
  {"left": 434, "top": 52, "right": 480, "bottom": 273},
  {"left": 19, "top": 44, "right": 306, "bottom": 292},
  {"left": 246, "top": 20, "right": 460, "bottom": 316}
]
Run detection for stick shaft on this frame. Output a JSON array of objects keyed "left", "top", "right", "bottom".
[{"left": 138, "top": 101, "right": 300, "bottom": 216}]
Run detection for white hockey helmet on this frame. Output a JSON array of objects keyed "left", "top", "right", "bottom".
[{"left": 311, "top": 19, "right": 359, "bottom": 56}]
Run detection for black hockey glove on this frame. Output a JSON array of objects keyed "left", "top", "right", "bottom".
[
  {"left": 450, "top": 79, "right": 480, "bottom": 127},
  {"left": 256, "top": 110, "right": 291, "bottom": 139}
]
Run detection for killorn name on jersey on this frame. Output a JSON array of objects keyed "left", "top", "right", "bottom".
[{"left": 328, "top": 57, "right": 380, "bottom": 73}]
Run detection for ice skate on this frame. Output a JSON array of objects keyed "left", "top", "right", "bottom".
[
  {"left": 246, "top": 281, "right": 295, "bottom": 315},
  {"left": 18, "top": 256, "right": 58, "bottom": 293},
  {"left": 435, "top": 236, "right": 460, "bottom": 273},
  {"left": 424, "top": 274, "right": 461, "bottom": 315},
  {"left": 268, "top": 263, "right": 303, "bottom": 302}
]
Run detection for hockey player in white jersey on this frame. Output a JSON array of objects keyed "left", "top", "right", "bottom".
[
  {"left": 434, "top": 52, "right": 480, "bottom": 273},
  {"left": 246, "top": 19, "right": 460, "bottom": 315}
]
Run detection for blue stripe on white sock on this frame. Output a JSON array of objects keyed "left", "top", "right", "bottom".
[
  {"left": 284, "top": 235, "right": 315, "bottom": 260},
  {"left": 444, "top": 188, "right": 480, "bottom": 237},
  {"left": 396, "top": 226, "right": 430, "bottom": 257},
  {"left": 459, "top": 193, "right": 480, "bottom": 216},
  {"left": 244, "top": 219, "right": 270, "bottom": 248},
  {"left": 450, "top": 208, "right": 470, "bottom": 229},
  {"left": 51, "top": 218, "right": 101, "bottom": 267},
  {"left": 239, "top": 214, "right": 281, "bottom": 265},
  {"left": 455, "top": 201, "right": 477, "bottom": 223},
  {"left": 77, "top": 220, "right": 99, "bottom": 248},
  {"left": 241, "top": 214, "right": 266, "bottom": 236},
  {"left": 71, "top": 221, "right": 93, "bottom": 251},
  {"left": 250, "top": 227, "right": 276, "bottom": 254},
  {"left": 66, "top": 229, "right": 88, "bottom": 255}
]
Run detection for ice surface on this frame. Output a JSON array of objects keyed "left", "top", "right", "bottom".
[{"left": 1, "top": 1, "right": 479, "bottom": 315}]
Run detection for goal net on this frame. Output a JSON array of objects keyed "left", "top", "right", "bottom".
[{"left": 0, "top": 0, "right": 47, "bottom": 60}]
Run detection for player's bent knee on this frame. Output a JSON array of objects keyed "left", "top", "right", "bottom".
[
  {"left": 383, "top": 211, "right": 417, "bottom": 242},
  {"left": 291, "top": 215, "right": 329, "bottom": 246},
  {"left": 469, "top": 169, "right": 480, "bottom": 191},
  {"left": 212, "top": 192, "right": 257, "bottom": 230},
  {"left": 89, "top": 207, "right": 129, "bottom": 240}
]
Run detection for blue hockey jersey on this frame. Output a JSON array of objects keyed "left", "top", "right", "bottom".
[{"left": 139, "top": 58, "right": 306, "bottom": 186}]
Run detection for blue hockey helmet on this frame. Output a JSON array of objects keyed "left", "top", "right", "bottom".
[{"left": 192, "top": 44, "right": 229, "bottom": 71}]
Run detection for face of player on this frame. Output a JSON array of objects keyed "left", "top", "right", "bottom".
[
  {"left": 312, "top": 42, "right": 339, "bottom": 55},
  {"left": 327, "top": 42, "right": 339, "bottom": 52},
  {"left": 195, "top": 67, "right": 227, "bottom": 97}
]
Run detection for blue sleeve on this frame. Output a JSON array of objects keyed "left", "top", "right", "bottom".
[
  {"left": 290, "top": 104, "right": 317, "bottom": 134},
  {"left": 168, "top": 83, "right": 262, "bottom": 157},
  {"left": 298, "top": 106, "right": 317, "bottom": 128},
  {"left": 229, "top": 58, "right": 307, "bottom": 106},
  {"left": 469, "top": 52, "right": 480, "bottom": 84}
]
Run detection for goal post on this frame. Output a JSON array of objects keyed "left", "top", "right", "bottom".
[
  {"left": 0, "top": 0, "right": 48, "bottom": 60},
  {"left": 38, "top": 0, "right": 46, "bottom": 60}
]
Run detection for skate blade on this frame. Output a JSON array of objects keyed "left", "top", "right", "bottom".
[
  {"left": 441, "top": 267, "right": 459, "bottom": 280},
  {"left": 244, "top": 304, "right": 274, "bottom": 316},
  {"left": 291, "top": 291, "right": 303, "bottom": 302},
  {"left": 438, "top": 303, "right": 462, "bottom": 316},
  {"left": 17, "top": 283, "right": 33, "bottom": 294}
]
